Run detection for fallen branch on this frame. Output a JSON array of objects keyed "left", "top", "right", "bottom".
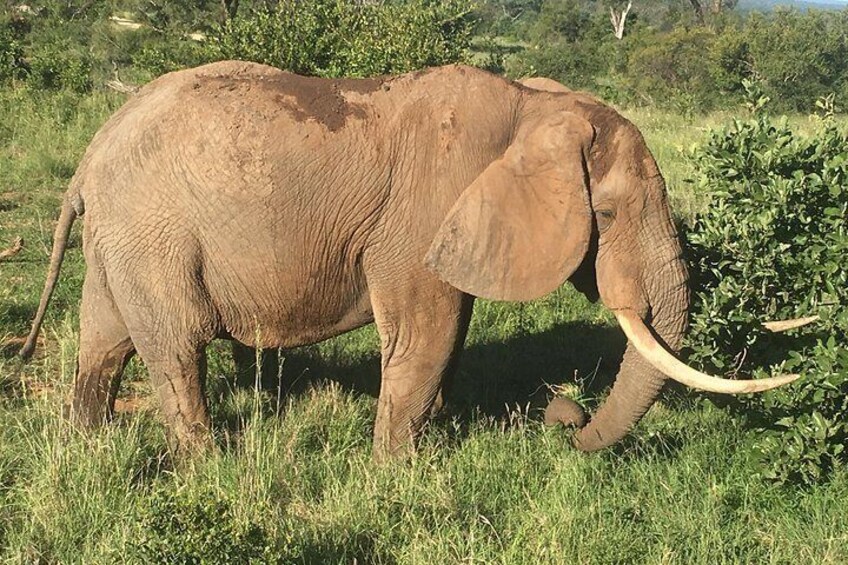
[
  {"left": 105, "top": 79, "right": 139, "bottom": 94},
  {"left": 0, "top": 237, "right": 23, "bottom": 260}
]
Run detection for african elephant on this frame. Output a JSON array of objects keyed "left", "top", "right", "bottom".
[
  {"left": 519, "top": 76, "right": 572, "bottom": 94},
  {"left": 20, "top": 61, "right": 796, "bottom": 456}
]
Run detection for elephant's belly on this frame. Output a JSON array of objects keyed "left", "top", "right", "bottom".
[{"left": 208, "top": 265, "right": 374, "bottom": 349}]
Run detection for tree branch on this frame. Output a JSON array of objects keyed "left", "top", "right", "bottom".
[{"left": 0, "top": 237, "right": 23, "bottom": 261}]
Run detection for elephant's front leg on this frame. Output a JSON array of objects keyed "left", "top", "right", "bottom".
[{"left": 371, "top": 284, "right": 472, "bottom": 458}]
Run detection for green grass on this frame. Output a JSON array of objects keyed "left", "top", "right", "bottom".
[{"left": 1, "top": 87, "right": 847, "bottom": 563}]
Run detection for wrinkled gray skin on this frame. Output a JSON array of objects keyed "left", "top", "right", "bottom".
[{"left": 22, "top": 62, "right": 687, "bottom": 456}]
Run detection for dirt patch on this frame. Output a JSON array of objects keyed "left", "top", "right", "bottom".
[
  {"left": 207, "top": 72, "right": 382, "bottom": 132},
  {"left": 114, "top": 395, "right": 146, "bottom": 413},
  {"left": 334, "top": 76, "right": 384, "bottom": 94},
  {"left": 261, "top": 74, "right": 376, "bottom": 132},
  {"left": 7, "top": 376, "right": 147, "bottom": 414}
]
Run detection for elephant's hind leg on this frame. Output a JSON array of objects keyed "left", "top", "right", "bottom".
[
  {"left": 140, "top": 343, "right": 213, "bottom": 454},
  {"left": 108, "top": 254, "right": 220, "bottom": 455},
  {"left": 371, "top": 283, "right": 472, "bottom": 458},
  {"left": 71, "top": 271, "right": 136, "bottom": 428}
]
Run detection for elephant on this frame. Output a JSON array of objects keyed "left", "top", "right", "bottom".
[
  {"left": 19, "top": 61, "right": 797, "bottom": 456},
  {"left": 519, "top": 76, "right": 572, "bottom": 94}
]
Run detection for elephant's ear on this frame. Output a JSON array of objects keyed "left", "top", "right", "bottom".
[{"left": 425, "top": 112, "right": 594, "bottom": 302}]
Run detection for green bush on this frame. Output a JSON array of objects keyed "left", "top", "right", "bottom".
[
  {"left": 27, "top": 42, "right": 93, "bottom": 93},
  {"left": 131, "top": 39, "right": 209, "bottom": 78},
  {"left": 723, "top": 10, "right": 848, "bottom": 112},
  {"left": 707, "top": 25, "right": 750, "bottom": 95},
  {"left": 684, "top": 96, "right": 848, "bottom": 484},
  {"left": 526, "top": 0, "right": 591, "bottom": 43},
  {"left": 506, "top": 39, "right": 604, "bottom": 91},
  {"left": 625, "top": 26, "right": 718, "bottom": 110},
  {"left": 130, "top": 487, "right": 273, "bottom": 563},
  {"left": 0, "top": 17, "right": 28, "bottom": 83},
  {"left": 206, "top": 0, "right": 476, "bottom": 78},
  {"left": 505, "top": 1, "right": 615, "bottom": 93}
]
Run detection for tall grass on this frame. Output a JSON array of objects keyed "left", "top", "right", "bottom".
[{"left": 1, "top": 88, "right": 847, "bottom": 563}]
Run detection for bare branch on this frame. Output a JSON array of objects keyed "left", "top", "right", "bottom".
[
  {"left": 0, "top": 237, "right": 23, "bottom": 261},
  {"left": 105, "top": 79, "right": 139, "bottom": 94},
  {"left": 609, "top": 0, "right": 632, "bottom": 40}
]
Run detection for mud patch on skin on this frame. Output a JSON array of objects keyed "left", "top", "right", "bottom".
[
  {"left": 199, "top": 71, "right": 379, "bottom": 132},
  {"left": 257, "top": 74, "right": 379, "bottom": 132}
]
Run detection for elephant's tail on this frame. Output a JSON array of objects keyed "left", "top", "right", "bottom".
[{"left": 19, "top": 192, "right": 82, "bottom": 360}]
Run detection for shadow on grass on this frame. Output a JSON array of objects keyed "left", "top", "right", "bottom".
[
  {"left": 237, "top": 320, "right": 627, "bottom": 424},
  {"left": 0, "top": 302, "right": 36, "bottom": 346}
]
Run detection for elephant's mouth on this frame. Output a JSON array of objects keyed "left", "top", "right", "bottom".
[{"left": 613, "top": 309, "right": 800, "bottom": 394}]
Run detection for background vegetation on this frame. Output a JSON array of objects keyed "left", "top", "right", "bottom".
[{"left": 0, "top": 0, "right": 846, "bottom": 562}]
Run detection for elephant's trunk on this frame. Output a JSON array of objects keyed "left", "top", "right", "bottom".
[
  {"left": 572, "top": 215, "right": 689, "bottom": 452},
  {"left": 568, "top": 223, "right": 798, "bottom": 449}
]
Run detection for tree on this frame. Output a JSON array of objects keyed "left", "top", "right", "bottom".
[
  {"left": 609, "top": 0, "right": 632, "bottom": 39},
  {"left": 529, "top": 0, "right": 591, "bottom": 43},
  {"left": 221, "top": 0, "right": 239, "bottom": 22},
  {"left": 688, "top": 0, "right": 738, "bottom": 23}
]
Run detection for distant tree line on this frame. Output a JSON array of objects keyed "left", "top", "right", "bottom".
[
  {"left": 480, "top": 0, "right": 848, "bottom": 112},
  {"left": 1, "top": 0, "right": 847, "bottom": 112}
]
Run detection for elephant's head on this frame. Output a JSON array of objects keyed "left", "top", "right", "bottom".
[{"left": 425, "top": 82, "right": 797, "bottom": 451}]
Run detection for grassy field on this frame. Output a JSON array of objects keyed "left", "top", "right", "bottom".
[{"left": 1, "top": 87, "right": 847, "bottom": 563}]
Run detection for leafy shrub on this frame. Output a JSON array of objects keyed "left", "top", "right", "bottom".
[
  {"left": 122, "top": 0, "right": 225, "bottom": 31},
  {"left": 27, "top": 43, "right": 93, "bottom": 93},
  {"left": 130, "top": 487, "right": 273, "bottom": 563},
  {"left": 0, "top": 17, "right": 28, "bottom": 83},
  {"left": 705, "top": 25, "right": 749, "bottom": 95},
  {"left": 684, "top": 95, "right": 848, "bottom": 484},
  {"left": 625, "top": 26, "right": 719, "bottom": 110},
  {"left": 505, "top": 1, "right": 615, "bottom": 93},
  {"left": 526, "top": 0, "right": 591, "bottom": 43},
  {"left": 718, "top": 10, "right": 848, "bottom": 112},
  {"left": 506, "top": 39, "right": 604, "bottom": 91},
  {"left": 131, "top": 39, "right": 209, "bottom": 78},
  {"left": 206, "top": 0, "right": 476, "bottom": 78}
]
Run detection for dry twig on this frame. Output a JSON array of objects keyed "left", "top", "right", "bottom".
[{"left": 0, "top": 237, "right": 23, "bottom": 260}]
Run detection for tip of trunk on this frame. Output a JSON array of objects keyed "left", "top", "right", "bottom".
[
  {"left": 571, "top": 429, "right": 612, "bottom": 452},
  {"left": 543, "top": 396, "right": 587, "bottom": 429}
]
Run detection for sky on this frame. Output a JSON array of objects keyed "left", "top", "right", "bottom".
[{"left": 754, "top": 0, "right": 848, "bottom": 4}]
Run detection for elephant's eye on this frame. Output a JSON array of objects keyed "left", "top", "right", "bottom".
[{"left": 595, "top": 209, "right": 615, "bottom": 233}]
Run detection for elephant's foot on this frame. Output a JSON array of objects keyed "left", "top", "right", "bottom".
[
  {"left": 165, "top": 416, "right": 215, "bottom": 460},
  {"left": 544, "top": 396, "right": 587, "bottom": 428},
  {"left": 65, "top": 398, "right": 109, "bottom": 430}
]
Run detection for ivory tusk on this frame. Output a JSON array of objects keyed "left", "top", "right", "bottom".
[
  {"left": 762, "top": 315, "right": 820, "bottom": 333},
  {"left": 615, "top": 310, "right": 800, "bottom": 394}
]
